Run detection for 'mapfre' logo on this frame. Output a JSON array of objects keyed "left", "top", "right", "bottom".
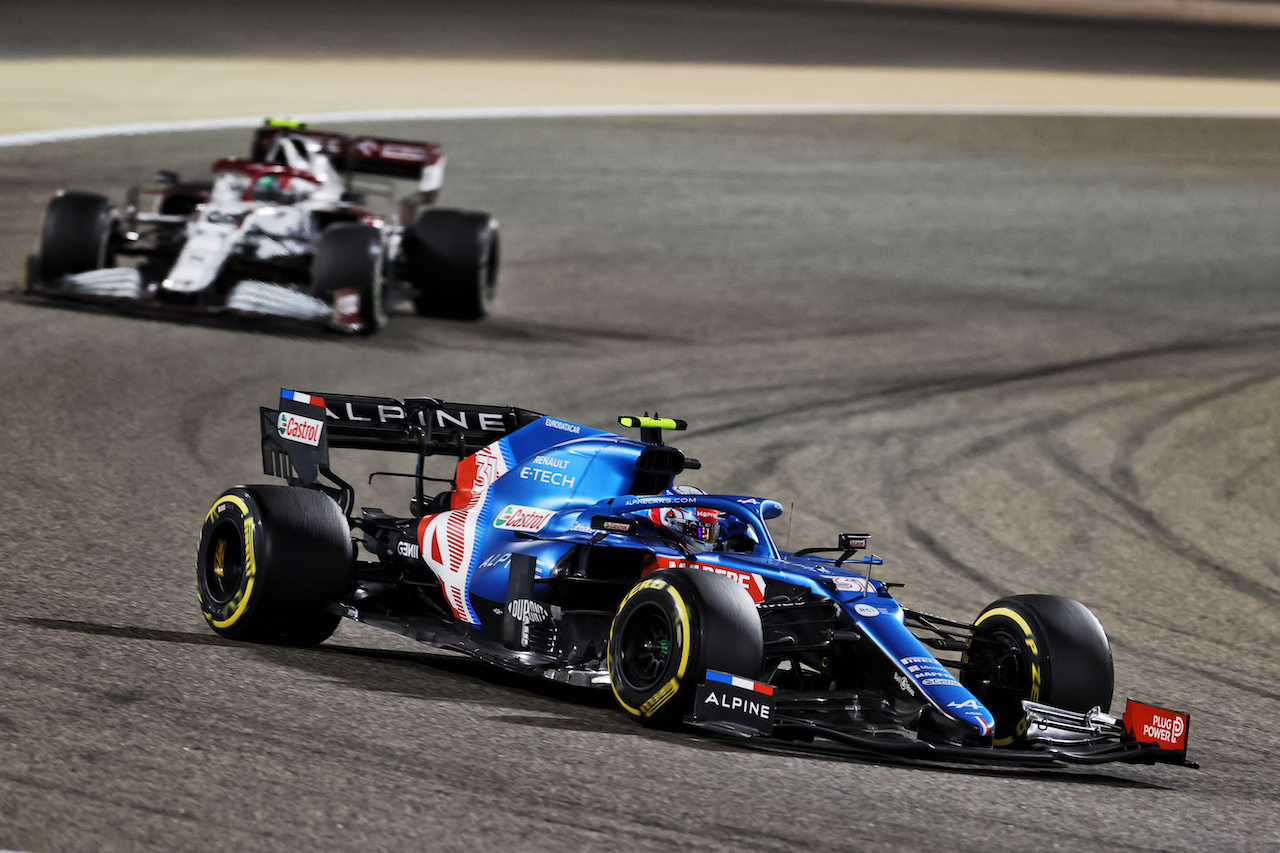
[
  {"left": 277, "top": 412, "right": 323, "bottom": 446},
  {"left": 493, "top": 505, "right": 555, "bottom": 533}
]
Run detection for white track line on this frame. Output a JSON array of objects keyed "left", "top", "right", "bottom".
[{"left": 3, "top": 102, "right": 1280, "bottom": 148}]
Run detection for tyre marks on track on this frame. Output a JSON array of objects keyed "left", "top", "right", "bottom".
[
  {"left": 1039, "top": 418, "right": 1280, "bottom": 610},
  {"left": 1107, "top": 370, "right": 1280, "bottom": 501},
  {"left": 902, "top": 521, "right": 1014, "bottom": 599},
  {"left": 692, "top": 325, "right": 1280, "bottom": 625}
]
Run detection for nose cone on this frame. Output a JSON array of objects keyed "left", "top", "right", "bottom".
[{"left": 919, "top": 704, "right": 996, "bottom": 747}]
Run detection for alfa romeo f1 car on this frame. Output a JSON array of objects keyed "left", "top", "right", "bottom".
[
  {"left": 27, "top": 120, "right": 499, "bottom": 332},
  {"left": 196, "top": 391, "right": 1195, "bottom": 767}
]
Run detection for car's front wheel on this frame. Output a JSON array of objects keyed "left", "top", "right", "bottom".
[
  {"left": 608, "top": 569, "right": 763, "bottom": 728},
  {"left": 960, "top": 594, "right": 1114, "bottom": 745},
  {"left": 312, "top": 223, "right": 387, "bottom": 334},
  {"left": 38, "top": 191, "right": 118, "bottom": 282}
]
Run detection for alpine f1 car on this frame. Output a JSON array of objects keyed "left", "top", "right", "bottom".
[
  {"left": 27, "top": 120, "right": 499, "bottom": 332},
  {"left": 196, "top": 390, "right": 1195, "bottom": 767}
]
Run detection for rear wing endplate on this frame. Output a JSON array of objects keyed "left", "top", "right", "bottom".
[{"left": 261, "top": 390, "right": 334, "bottom": 489}]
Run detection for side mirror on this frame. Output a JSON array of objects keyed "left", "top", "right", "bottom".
[
  {"left": 838, "top": 533, "right": 869, "bottom": 551},
  {"left": 760, "top": 499, "right": 784, "bottom": 520}
]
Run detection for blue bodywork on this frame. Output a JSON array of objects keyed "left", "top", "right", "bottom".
[{"left": 414, "top": 414, "right": 996, "bottom": 739}]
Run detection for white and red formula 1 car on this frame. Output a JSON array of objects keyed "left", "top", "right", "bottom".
[{"left": 27, "top": 119, "right": 499, "bottom": 333}]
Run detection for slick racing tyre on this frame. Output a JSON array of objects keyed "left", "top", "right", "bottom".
[
  {"left": 608, "top": 569, "right": 763, "bottom": 728},
  {"left": 960, "top": 594, "right": 1114, "bottom": 746},
  {"left": 312, "top": 223, "right": 387, "bottom": 334},
  {"left": 196, "top": 486, "right": 353, "bottom": 645},
  {"left": 38, "top": 191, "right": 118, "bottom": 281},
  {"left": 405, "top": 208, "right": 499, "bottom": 320}
]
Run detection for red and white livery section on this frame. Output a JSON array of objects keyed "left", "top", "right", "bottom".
[
  {"left": 416, "top": 443, "right": 514, "bottom": 624},
  {"left": 1123, "top": 700, "right": 1190, "bottom": 752},
  {"left": 645, "top": 554, "right": 767, "bottom": 603}
]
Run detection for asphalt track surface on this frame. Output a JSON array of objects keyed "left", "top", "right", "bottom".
[
  {"left": 3, "top": 3, "right": 1280, "bottom": 852},
  {"left": 3, "top": 0, "right": 1280, "bottom": 75}
]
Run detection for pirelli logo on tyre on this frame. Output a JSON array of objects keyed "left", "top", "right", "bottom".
[
  {"left": 639, "top": 677, "right": 681, "bottom": 717},
  {"left": 212, "top": 516, "right": 259, "bottom": 627},
  {"left": 198, "top": 493, "right": 259, "bottom": 630},
  {"left": 974, "top": 606, "right": 1042, "bottom": 745},
  {"left": 609, "top": 575, "right": 692, "bottom": 721}
]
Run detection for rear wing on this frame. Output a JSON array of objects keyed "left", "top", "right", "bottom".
[
  {"left": 249, "top": 121, "right": 445, "bottom": 193},
  {"left": 261, "top": 389, "right": 545, "bottom": 497},
  {"left": 314, "top": 392, "right": 544, "bottom": 453}
]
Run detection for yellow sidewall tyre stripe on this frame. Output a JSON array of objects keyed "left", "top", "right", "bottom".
[
  {"left": 197, "top": 491, "right": 260, "bottom": 633},
  {"left": 608, "top": 575, "right": 695, "bottom": 722},
  {"left": 965, "top": 595, "right": 1111, "bottom": 747},
  {"left": 970, "top": 603, "right": 1044, "bottom": 745}
]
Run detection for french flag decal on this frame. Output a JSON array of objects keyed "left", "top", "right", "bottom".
[
  {"left": 705, "top": 670, "right": 774, "bottom": 696},
  {"left": 692, "top": 669, "right": 776, "bottom": 735},
  {"left": 281, "top": 389, "right": 325, "bottom": 407}
]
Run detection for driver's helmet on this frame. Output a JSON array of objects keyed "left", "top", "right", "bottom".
[
  {"left": 644, "top": 486, "right": 722, "bottom": 553},
  {"left": 251, "top": 174, "right": 291, "bottom": 203}
]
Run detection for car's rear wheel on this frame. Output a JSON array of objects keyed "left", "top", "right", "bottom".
[
  {"left": 196, "top": 485, "right": 353, "bottom": 645},
  {"left": 404, "top": 208, "right": 499, "bottom": 320},
  {"left": 312, "top": 222, "right": 386, "bottom": 333},
  {"left": 38, "top": 191, "right": 118, "bottom": 282},
  {"left": 960, "top": 594, "right": 1114, "bottom": 745},
  {"left": 608, "top": 569, "right": 763, "bottom": 728}
]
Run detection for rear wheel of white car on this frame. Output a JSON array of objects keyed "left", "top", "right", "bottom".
[
  {"left": 608, "top": 569, "right": 763, "bottom": 728},
  {"left": 38, "top": 191, "right": 117, "bottom": 281},
  {"left": 405, "top": 209, "right": 499, "bottom": 320},
  {"left": 196, "top": 485, "right": 354, "bottom": 645},
  {"left": 312, "top": 223, "right": 386, "bottom": 333},
  {"left": 960, "top": 594, "right": 1114, "bottom": 746}
]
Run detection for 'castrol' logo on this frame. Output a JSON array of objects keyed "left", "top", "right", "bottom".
[
  {"left": 277, "top": 412, "right": 323, "bottom": 447},
  {"left": 493, "top": 504, "right": 555, "bottom": 533}
]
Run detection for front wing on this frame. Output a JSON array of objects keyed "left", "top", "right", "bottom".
[
  {"left": 688, "top": 678, "right": 1196, "bottom": 768},
  {"left": 25, "top": 259, "right": 364, "bottom": 332}
]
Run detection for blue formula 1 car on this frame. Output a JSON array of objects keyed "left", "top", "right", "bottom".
[{"left": 196, "top": 390, "right": 1195, "bottom": 767}]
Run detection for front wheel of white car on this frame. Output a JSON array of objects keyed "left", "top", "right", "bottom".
[
  {"left": 38, "top": 191, "right": 118, "bottom": 282},
  {"left": 312, "top": 223, "right": 386, "bottom": 334}
]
